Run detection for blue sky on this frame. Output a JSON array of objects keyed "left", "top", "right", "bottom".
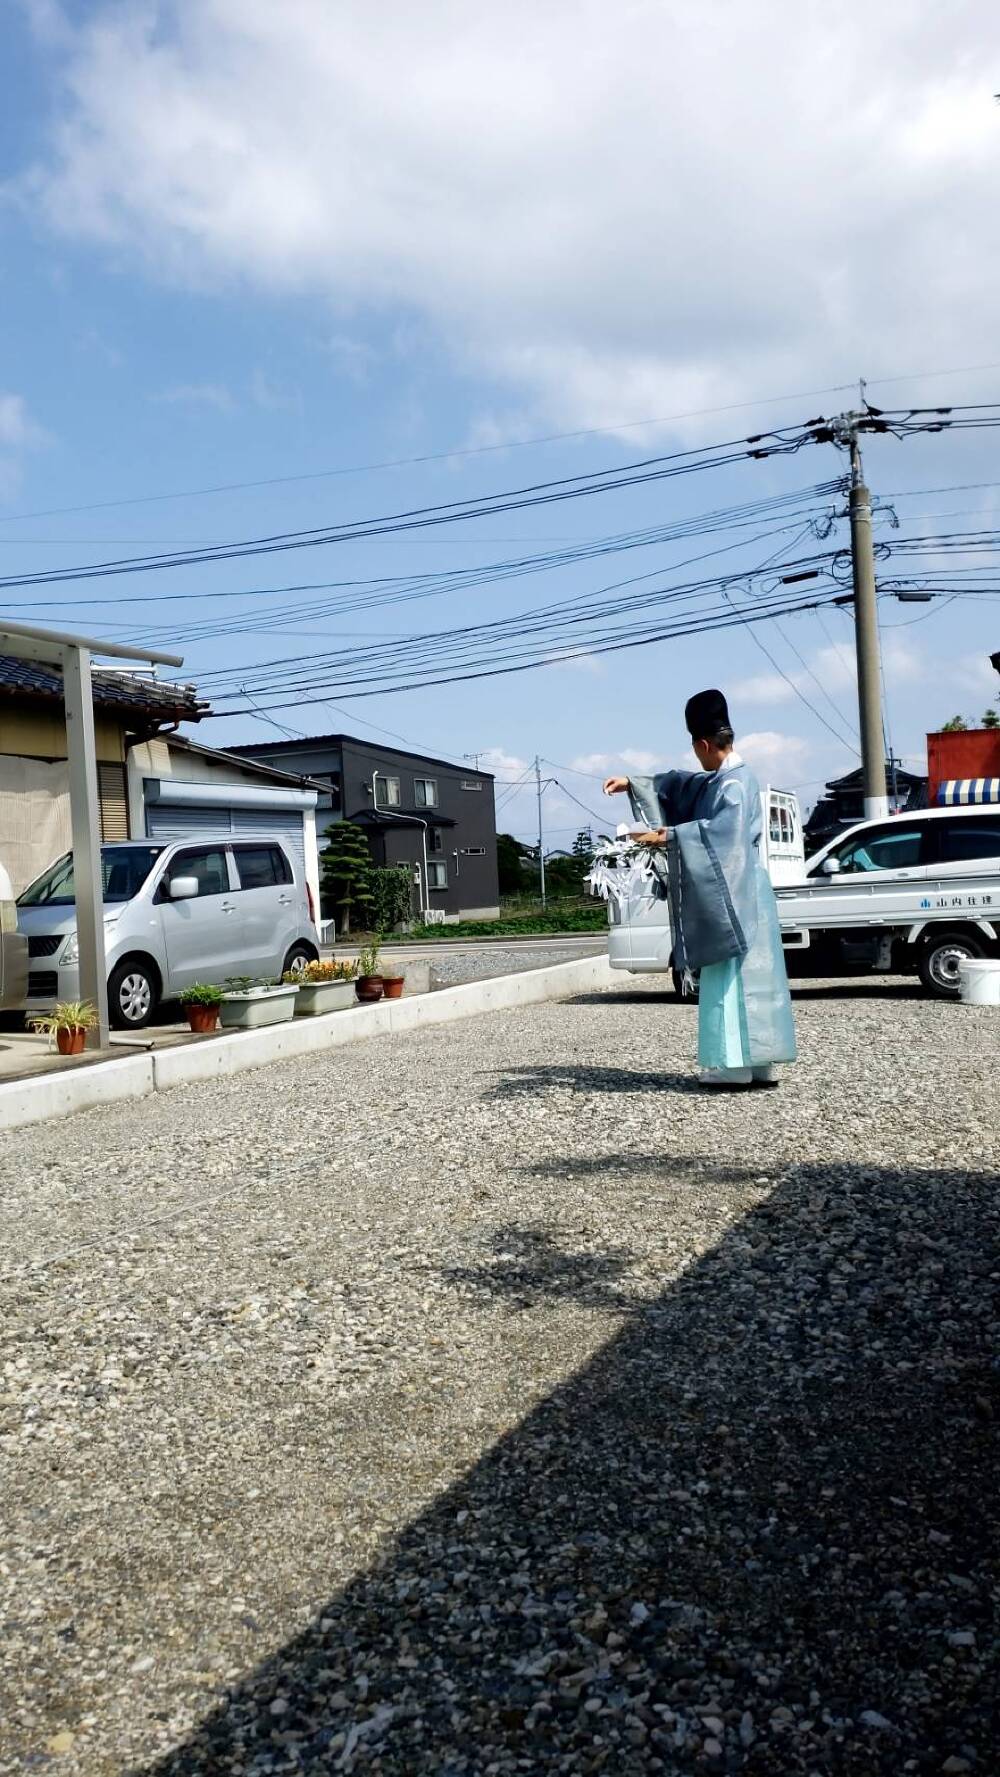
[{"left": 2, "top": 1, "right": 1000, "bottom": 844}]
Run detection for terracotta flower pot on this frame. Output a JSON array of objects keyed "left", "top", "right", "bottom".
[
  {"left": 185, "top": 1003, "right": 220, "bottom": 1034},
  {"left": 382, "top": 976, "right": 405, "bottom": 1000},
  {"left": 355, "top": 974, "right": 384, "bottom": 1002},
  {"left": 56, "top": 1027, "right": 87, "bottom": 1056}
]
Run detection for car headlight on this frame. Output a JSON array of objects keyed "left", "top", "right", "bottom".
[{"left": 62, "top": 919, "right": 118, "bottom": 967}]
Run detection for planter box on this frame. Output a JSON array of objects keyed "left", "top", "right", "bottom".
[
  {"left": 293, "top": 979, "right": 356, "bottom": 1017},
  {"left": 219, "top": 985, "right": 298, "bottom": 1030}
]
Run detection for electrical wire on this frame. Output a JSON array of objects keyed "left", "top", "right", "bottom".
[{"left": 5, "top": 353, "right": 1000, "bottom": 529}]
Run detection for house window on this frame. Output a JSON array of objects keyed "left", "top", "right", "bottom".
[
  {"left": 427, "top": 860, "right": 448, "bottom": 889},
  {"left": 463, "top": 846, "right": 486, "bottom": 856},
  {"left": 428, "top": 827, "right": 444, "bottom": 854},
  {"left": 375, "top": 776, "right": 401, "bottom": 807},
  {"left": 460, "top": 780, "right": 482, "bottom": 791},
  {"left": 414, "top": 777, "right": 438, "bottom": 808}
]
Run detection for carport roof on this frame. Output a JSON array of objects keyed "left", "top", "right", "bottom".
[{"left": 0, "top": 655, "right": 206, "bottom": 723}]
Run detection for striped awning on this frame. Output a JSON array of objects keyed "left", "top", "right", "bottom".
[{"left": 937, "top": 777, "right": 1000, "bottom": 805}]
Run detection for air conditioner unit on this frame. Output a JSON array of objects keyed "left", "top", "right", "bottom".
[{"left": 425, "top": 908, "right": 447, "bottom": 925}]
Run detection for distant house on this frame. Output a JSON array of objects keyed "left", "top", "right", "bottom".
[
  {"left": 229, "top": 732, "right": 500, "bottom": 921},
  {"left": 804, "top": 762, "right": 928, "bottom": 855}
]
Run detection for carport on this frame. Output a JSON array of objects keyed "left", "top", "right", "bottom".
[{"left": 0, "top": 619, "right": 183, "bottom": 1051}]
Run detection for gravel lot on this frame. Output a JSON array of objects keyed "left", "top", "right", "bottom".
[
  {"left": 1, "top": 977, "right": 998, "bottom": 1775},
  {"left": 424, "top": 939, "right": 604, "bottom": 989}
]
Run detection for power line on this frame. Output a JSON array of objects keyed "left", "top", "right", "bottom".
[
  {"left": 5, "top": 354, "right": 1000, "bottom": 528},
  {"left": 0, "top": 429, "right": 812, "bottom": 591}
]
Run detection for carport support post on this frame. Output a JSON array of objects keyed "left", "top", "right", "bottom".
[{"left": 62, "top": 645, "right": 110, "bottom": 1049}]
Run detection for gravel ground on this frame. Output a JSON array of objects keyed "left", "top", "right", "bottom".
[
  {"left": 425, "top": 940, "right": 604, "bottom": 989},
  {"left": 1, "top": 977, "right": 997, "bottom": 1776}
]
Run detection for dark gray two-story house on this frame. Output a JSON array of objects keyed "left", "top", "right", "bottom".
[{"left": 229, "top": 733, "right": 500, "bottom": 922}]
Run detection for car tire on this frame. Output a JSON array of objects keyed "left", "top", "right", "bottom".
[
  {"left": 671, "top": 965, "right": 700, "bottom": 1003},
  {"left": 916, "top": 931, "right": 984, "bottom": 1000},
  {"left": 108, "top": 956, "right": 159, "bottom": 1030},
  {"left": 281, "top": 942, "right": 318, "bottom": 979}
]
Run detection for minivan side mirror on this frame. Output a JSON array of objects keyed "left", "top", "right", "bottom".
[
  {"left": 168, "top": 876, "right": 199, "bottom": 900},
  {"left": 821, "top": 856, "right": 842, "bottom": 875}
]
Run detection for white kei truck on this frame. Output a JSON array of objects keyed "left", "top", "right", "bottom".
[{"left": 606, "top": 797, "right": 1000, "bottom": 1001}]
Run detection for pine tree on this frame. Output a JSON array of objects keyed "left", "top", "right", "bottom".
[
  {"left": 981, "top": 708, "right": 1000, "bottom": 730},
  {"left": 571, "top": 826, "right": 595, "bottom": 868},
  {"left": 320, "top": 821, "right": 374, "bottom": 936}
]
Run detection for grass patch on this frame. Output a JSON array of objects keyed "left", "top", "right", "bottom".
[{"left": 382, "top": 905, "right": 608, "bottom": 941}]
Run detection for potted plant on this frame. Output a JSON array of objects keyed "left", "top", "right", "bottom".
[
  {"left": 355, "top": 942, "right": 384, "bottom": 1002},
  {"left": 30, "top": 1000, "right": 98, "bottom": 1056},
  {"left": 219, "top": 975, "right": 300, "bottom": 1030},
  {"left": 285, "top": 958, "right": 358, "bottom": 1017},
  {"left": 178, "top": 983, "right": 224, "bottom": 1034}
]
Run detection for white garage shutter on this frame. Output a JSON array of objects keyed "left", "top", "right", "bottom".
[
  {"left": 230, "top": 808, "right": 307, "bottom": 880},
  {"left": 146, "top": 805, "right": 226, "bottom": 841},
  {"left": 145, "top": 802, "right": 307, "bottom": 881}
]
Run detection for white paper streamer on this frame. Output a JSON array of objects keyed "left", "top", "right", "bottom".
[{"left": 584, "top": 828, "right": 655, "bottom": 910}]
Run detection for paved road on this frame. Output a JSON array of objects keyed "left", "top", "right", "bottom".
[{"left": 1, "top": 978, "right": 997, "bottom": 1774}]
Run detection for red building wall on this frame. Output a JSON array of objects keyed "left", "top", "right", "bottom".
[{"left": 927, "top": 729, "right": 1000, "bottom": 803}]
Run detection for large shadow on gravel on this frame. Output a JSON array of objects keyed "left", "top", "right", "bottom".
[{"left": 138, "top": 1157, "right": 1000, "bottom": 1776}]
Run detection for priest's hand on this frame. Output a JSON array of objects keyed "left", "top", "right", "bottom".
[
  {"left": 602, "top": 776, "right": 630, "bottom": 795},
  {"left": 632, "top": 827, "right": 669, "bottom": 847}
]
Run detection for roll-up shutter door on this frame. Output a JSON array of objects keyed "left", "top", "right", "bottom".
[
  {"left": 146, "top": 804, "right": 230, "bottom": 842},
  {"left": 146, "top": 802, "right": 306, "bottom": 879},
  {"left": 98, "top": 762, "right": 130, "bottom": 841},
  {"left": 231, "top": 808, "right": 306, "bottom": 879}
]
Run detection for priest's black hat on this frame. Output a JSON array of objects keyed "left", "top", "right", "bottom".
[{"left": 685, "top": 687, "right": 730, "bottom": 740}]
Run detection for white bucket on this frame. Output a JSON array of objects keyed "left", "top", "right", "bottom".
[{"left": 957, "top": 958, "right": 1000, "bottom": 1006}]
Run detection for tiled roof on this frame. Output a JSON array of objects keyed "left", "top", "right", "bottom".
[{"left": 0, "top": 656, "right": 206, "bottom": 723}]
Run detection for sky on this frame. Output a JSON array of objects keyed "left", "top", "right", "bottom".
[{"left": 2, "top": 0, "right": 1000, "bottom": 844}]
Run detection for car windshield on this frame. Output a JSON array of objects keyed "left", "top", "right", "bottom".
[{"left": 18, "top": 845, "right": 164, "bottom": 907}]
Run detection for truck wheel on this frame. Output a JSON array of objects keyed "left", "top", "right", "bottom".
[
  {"left": 917, "top": 931, "right": 984, "bottom": 999},
  {"left": 672, "top": 966, "right": 700, "bottom": 1003}
]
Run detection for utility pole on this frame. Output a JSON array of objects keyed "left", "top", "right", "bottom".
[
  {"left": 535, "top": 754, "right": 547, "bottom": 908},
  {"left": 847, "top": 434, "right": 889, "bottom": 820},
  {"left": 820, "top": 408, "right": 889, "bottom": 821}
]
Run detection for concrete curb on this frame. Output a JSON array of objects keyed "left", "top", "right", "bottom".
[
  {"left": 1, "top": 954, "right": 613, "bottom": 1132},
  {"left": 0, "top": 1053, "right": 156, "bottom": 1134}
]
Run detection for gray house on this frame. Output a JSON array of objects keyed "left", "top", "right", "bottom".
[{"left": 229, "top": 733, "right": 500, "bottom": 922}]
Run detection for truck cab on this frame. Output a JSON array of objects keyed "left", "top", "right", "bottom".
[{"left": 777, "top": 804, "right": 1000, "bottom": 995}]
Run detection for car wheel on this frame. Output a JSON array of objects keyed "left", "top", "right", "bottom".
[
  {"left": 282, "top": 942, "right": 318, "bottom": 979},
  {"left": 671, "top": 966, "right": 700, "bottom": 1003},
  {"left": 108, "top": 957, "right": 159, "bottom": 1029},
  {"left": 916, "top": 932, "right": 984, "bottom": 999}
]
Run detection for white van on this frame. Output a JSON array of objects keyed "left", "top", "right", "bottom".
[
  {"left": 607, "top": 785, "right": 804, "bottom": 980},
  {"left": 607, "top": 802, "right": 1000, "bottom": 1000}
]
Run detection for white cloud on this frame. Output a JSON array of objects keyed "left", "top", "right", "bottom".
[
  {"left": 18, "top": 1, "right": 1000, "bottom": 432},
  {"left": 0, "top": 392, "right": 48, "bottom": 450},
  {"left": 739, "top": 730, "right": 811, "bottom": 781},
  {"left": 155, "top": 381, "right": 236, "bottom": 411},
  {"left": 0, "top": 391, "right": 49, "bottom": 502},
  {"left": 250, "top": 368, "right": 302, "bottom": 414},
  {"left": 570, "top": 748, "right": 661, "bottom": 777}
]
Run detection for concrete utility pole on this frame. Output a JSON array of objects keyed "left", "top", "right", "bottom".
[
  {"left": 535, "top": 755, "right": 547, "bottom": 908},
  {"left": 847, "top": 435, "right": 889, "bottom": 820}
]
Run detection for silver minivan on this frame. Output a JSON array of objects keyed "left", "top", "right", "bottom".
[
  {"left": 0, "top": 858, "right": 28, "bottom": 1010},
  {"left": 17, "top": 837, "right": 319, "bottom": 1028}
]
